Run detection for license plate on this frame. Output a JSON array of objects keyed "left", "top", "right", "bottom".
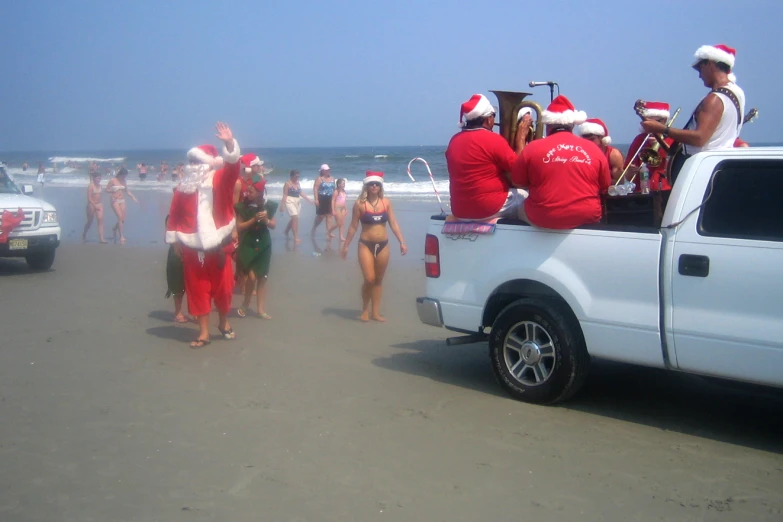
[{"left": 9, "top": 239, "right": 28, "bottom": 250}]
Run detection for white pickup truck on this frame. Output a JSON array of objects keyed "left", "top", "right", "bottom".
[
  {"left": 0, "top": 165, "right": 61, "bottom": 270},
  {"left": 417, "top": 148, "right": 783, "bottom": 404}
]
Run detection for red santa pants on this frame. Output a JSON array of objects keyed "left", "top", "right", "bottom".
[{"left": 181, "top": 247, "right": 234, "bottom": 317}]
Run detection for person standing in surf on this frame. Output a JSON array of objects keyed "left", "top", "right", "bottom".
[
  {"left": 311, "top": 164, "right": 336, "bottom": 241},
  {"left": 280, "top": 169, "right": 313, "bottom": 245},
  {"left": 82, "top": 171, "right": 107, "bottom": 243},
  {"left": 105, "top": 167, "right": 137, "bottom": 244},
  {"left": 37, "top": 163, "right": 46, "bottom": 186},
  {"left": 341, "top": 171, "right": 407, "bottom": 322}
]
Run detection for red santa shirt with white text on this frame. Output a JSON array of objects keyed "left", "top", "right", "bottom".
[
  {"left": 511, "top": 131, "right": 611, "bottom": 229},
  {"left": 446, "top": 128, "right": 518, "bottom": 219}
]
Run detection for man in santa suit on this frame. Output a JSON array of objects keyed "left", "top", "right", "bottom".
[
  {"left": 511, "top": 95, "right": 611, "bottom": 229},
  {"left": 166, "top": 122, "right": 241, "bottom": 347},
  {"left": 625, "top": 101, "right": 673, "bottom": 191},
  {"left": 578, "top": 118, "right": 625, "bottom": 182}
]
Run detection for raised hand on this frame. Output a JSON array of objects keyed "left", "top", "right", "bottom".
[{"left": 215, "top": 122, "right": 234, "bottom": 149}]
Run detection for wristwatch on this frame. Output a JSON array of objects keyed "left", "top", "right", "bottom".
[{"left": 662, "top": 127, "right": 670, "bottom": 138}]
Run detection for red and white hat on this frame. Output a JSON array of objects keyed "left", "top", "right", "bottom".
[
  {"left": 187, "top": 144, "right": 220, "bottom": 166},
  {"left": 639, "top": 101, "right": 670, "bottom": 120},
  {"left": 693, "top": 44, "right": 736, "bottom": 68},
  {"left": 541, "top": 95, "right": 587, "bottom": 126},
  {"left": 517, "top": 107, "right": 534, "bottom": 122},
  {"left": 240, "top": 153, "right": 264, "bottom": 174},
  {"left": 363, "top": 171, "right": 384, "bottom": 184},
  {"left": 459, "top": 94, "right": 494, "bottom": 127},
  {"left": 693, "top": 44, "right": 737, "bottom": 82},
  {"left": 578, "top": 118, "right": 611, "bottom": 145}
]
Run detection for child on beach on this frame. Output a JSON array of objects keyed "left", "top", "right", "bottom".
[
  {"left": 330, "top": 178, "right": 348, "bottom": 242},
  {"left": 235, "top": 178, "right": 277, "bottom": 319},
  {"left": 164, "top": 215, "right": 187, "bottom": 323},
  {"left": 82, "top": 171, "right": 106, "bottom": 243}
]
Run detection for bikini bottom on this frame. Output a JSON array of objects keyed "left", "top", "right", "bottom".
[{"left": 359, "top": 238, "right": 388, "bottom": 258}]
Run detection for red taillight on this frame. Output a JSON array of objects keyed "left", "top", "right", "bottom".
[{"left": 424, "top": 234, "right": 440, "bottom": 278}]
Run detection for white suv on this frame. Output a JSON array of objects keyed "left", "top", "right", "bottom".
[{"left": 0, "top": 164, "right": 60, "bottom": 270}]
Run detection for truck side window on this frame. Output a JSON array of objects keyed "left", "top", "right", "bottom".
[{"left": 699, "top": 160, "right": 783, "bottom": 242}]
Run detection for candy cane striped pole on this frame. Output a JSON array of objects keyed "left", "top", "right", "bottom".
[{"left": 407, "top": 157, "right": 446, "bottom": 215}]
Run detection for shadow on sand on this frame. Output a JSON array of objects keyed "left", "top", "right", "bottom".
[
  {"left": 145, "top": 325, "right": 196, "bottom": 343},
  {"left": 0, "top": 258, "right": 52, "bottom": 276},
  {"left": 321, "top": 307, "right": 363, "bottom": 321},
  {"left": 373, "top": 338, "right": 783, "bottom": 454}
]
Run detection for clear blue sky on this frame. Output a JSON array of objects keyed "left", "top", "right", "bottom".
[{"left": 0, "top": 0, "right": 779, "bottom": 150}]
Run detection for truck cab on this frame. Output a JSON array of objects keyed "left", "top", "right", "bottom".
[{"left": 0, "top": 164, "right": 61, "bottom": 270}]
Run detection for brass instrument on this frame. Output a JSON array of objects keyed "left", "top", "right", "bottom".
[
  {"left": 490, "top": 90, "right": 545, "bottom": 148},
  {"left": 638, "top": 108, "right": 681, "bottom": 167}
]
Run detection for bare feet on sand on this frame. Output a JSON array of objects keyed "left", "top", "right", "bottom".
[
  {"left": 174, "top": 314, "right": 188, "bottom": 323},
  {"left": 371, "top": 314, "right": 386, "bottom": 322},
  {"left": 358, "top": 311, "right": 370, "bottom": 322}
]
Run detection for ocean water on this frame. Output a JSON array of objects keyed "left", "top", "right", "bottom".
[{"left": 1, "top": 146, "right": 452, "bottom": 202}]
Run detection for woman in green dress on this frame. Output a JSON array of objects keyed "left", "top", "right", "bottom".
[{"left": 235, "top": 178, "right": 277, "bottom": 319}]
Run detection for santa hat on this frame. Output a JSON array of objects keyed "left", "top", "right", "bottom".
[
  {"left": 459, "top": 94, "right": 494, "bottom": 127},
  {"left": 187, "top": 144, "right": 221, "bottom": 167},
  {"left": 640, "top": 101, "right": 670, "bottom": 120},
  {"left": 541, "top": 95, "right": 587, "bottom": 126},
  {"left": 693, "top": 44, "right": 737, "bottom": 82},
  {"left": 517, "top": 107, "right": 534, "bottom": 122},
  {"left": 579, "top": 118, "right": 611, "bottom": 145},
  {"left": 363, "top": 171, "right": 384, "bottom": 184},
  {"left": 240, "top": 153, "right": 264, "bottom": 174}
]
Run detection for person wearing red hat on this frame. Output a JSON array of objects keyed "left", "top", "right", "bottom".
[
  {"left": 165, "top": 122, "right": 242, "bottom": 347},
  {"left": 341, "top": 171, "right": 406, "bottom": 322},
  {"left": 511, "top": 95, "right": 611, "bottom": 229},
  {"left": 642, "top": 44, "right": 745, "bottom": 182},
  {"left": 445, "top": 94, "right": 530, "bottom": 220},
  {"left": 234, "top": 177, "right": 277, "bottom": 319},
  {"left": 624, "top": 101, "right": 674, "bottom": 191},
  {"left": 578, "top": 118, "right": 625, "bottom": 182},
  {"left": 234, "top": 153, "right": 265, "bottom": 205}
]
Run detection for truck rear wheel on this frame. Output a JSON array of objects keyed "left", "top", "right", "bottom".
[
  {"left": 26, "top": 249, "right": 56, "bottom": 271},
  {"left": 489, "top": 298, "right": 589, "bottom": 404}
]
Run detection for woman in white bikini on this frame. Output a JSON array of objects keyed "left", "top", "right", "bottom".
[
  {"left": 82, "top": 171, "right": 107, "bottom": 243},
  {"left": 105, "top": 167, "right": 137, "bottom": 244}
]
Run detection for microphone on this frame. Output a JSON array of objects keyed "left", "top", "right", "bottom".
[{"left": 529, "top": 81, "right": 556, "bottom": 87}]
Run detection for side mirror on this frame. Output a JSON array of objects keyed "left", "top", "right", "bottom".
[{"left": 23, "top": 184, "right": 34, "bottom": 195}]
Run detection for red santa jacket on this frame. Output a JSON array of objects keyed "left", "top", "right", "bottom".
[{"left": 165, "top": 140, "right": 241, "bottom": 251}]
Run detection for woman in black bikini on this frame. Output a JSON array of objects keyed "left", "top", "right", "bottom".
[{"left": 341, "top": 171, "right": 406, "bottom": 322}]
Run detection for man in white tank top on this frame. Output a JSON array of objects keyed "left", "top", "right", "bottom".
[{"left": 642, "top": 44, "right": 745, "bottom": 154}]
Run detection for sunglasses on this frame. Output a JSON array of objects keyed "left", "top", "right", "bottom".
[
  {"left": 367, "top": 182, "right": 382, "bottom": 187},
  {"left": 693, "top": 59, "right": 709, "bottom": 71}
]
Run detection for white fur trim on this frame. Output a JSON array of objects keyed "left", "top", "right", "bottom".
[
  {"left": 222, "top": 139, "right": 240, "bottom": 165},
  {"left": 641, "top": 108, "right": 670, "bottom": 119},
  {"left": 517, "top": 107, "right": 534, "bottom": 121},
  {"left": 249, "top": 156, "right": 263, "bottom": 167},
  {"left": 187, "top": 147, "right": 217, "bottom": 165},
  {"left": 602, "top": 136, "right": 612, "bottom": 145},
  {"left": 543, "top": 109, "right": 587, "bottom": 126},
  {"left": 728, "top": 73, "right": 737, "bottom": 83},
  {"left": 363, "top": 175, "right": 384, "bottom": 185},
  {"left": 578, "top": 121, "right": 605, "bottom": 137},
  {"left": 693, "top": 45, "right": 735, "bottom": 68}
]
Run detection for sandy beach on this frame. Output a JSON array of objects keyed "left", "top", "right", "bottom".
[{"left": 1, "top": 187, "right": 782, "bottom": 521}]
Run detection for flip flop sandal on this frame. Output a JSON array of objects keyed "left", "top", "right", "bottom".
[
  {"left": 218, "top": 327, "right": 236, "bottom": 340},
  {"left": 258, "top": 312, "right": 272, "bottom": 320},
  {"left": 190, "top": 338, "right": 211, "bottom": 348},
  {"left": 237, "top": 306, "right": 246, "bottom": 318}
]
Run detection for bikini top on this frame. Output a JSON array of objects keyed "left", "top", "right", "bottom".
[
  {"left": 360, "top": 199, "right": 388, "bottom": 224},
  {"left": 287, "top": 183, "right": 301, "bottom": 197}
]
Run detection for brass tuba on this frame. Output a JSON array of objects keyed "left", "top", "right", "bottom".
[{"left": 490, "top": 90, "right": 545, "bottom": 148}]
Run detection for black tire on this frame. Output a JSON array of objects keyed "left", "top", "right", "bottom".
[
  {"left": 26, "top": 249, "right": 56, "bottom": 271},
  {"left": 489, "top": 298, "right": 589, "bottom": 404}
]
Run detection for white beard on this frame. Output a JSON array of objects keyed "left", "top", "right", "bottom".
[{"left": 178, "top": 164, "right": 214, "bottom": 194}]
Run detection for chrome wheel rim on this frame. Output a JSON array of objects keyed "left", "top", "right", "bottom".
[{"left": 503, "top": 321, "right": 556, "bottom": 386}]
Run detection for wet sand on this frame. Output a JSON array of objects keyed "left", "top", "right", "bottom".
[{"left": 1, "top": 188, "right": 782, "bottom": 521}]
